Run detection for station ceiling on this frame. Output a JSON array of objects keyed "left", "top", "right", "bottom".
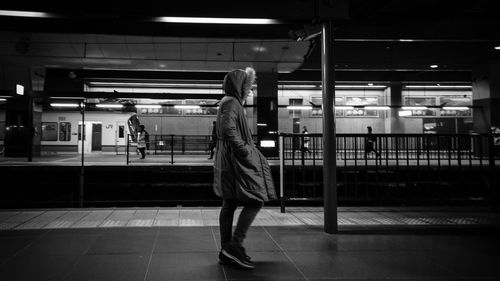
[{"left": 1, "top": 0, "right": 500, "bottom": 85}]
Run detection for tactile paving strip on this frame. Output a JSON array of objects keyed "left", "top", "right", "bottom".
[{"left": 0, "top": 208, "right": 497, "bottom": 230}]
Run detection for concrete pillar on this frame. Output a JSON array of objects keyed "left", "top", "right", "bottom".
[
  {"left": 1, "top": 65, "right": 39, "bottom": 158},
  {"left": 255, "top": 70, "right": 278, "bottom": 157},
  {"left": 472, "top": 63, "right": 500, "bottom": 133},
  {"left": 388, "top": 82, "right": 404, "bottom": 133}
]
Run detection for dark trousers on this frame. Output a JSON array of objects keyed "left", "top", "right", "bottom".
[
  {"left": 138, "top": 147, "right": 146, "bottom": 159},
  {"left": 219, "top": 199, "right": 263, "bottom": 248},
  {"left": 208, "top": 142, "right": 216, "bottom": 158}
]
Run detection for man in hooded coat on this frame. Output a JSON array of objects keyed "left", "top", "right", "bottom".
[{"left": 214, "top": 67, "right": 276, "bottom": 269}]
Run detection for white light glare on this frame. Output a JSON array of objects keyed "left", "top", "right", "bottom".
[
  {"left": 402, "top": 106, "right": 428, "bottom": 110},
  {"left": 0, "top": 10, "right": 55, "bottom": 18},
  {"left": 16, "top": 84, "right": 24, "bottom": 95},
  {"left": 260, "top": 140, "right": 275, "bottom": 148},
  {"left": 404, "top": 85, "right": 472, "bottom": 89},
  {"left": 365, "top": 106, "right": 390, "bottom": 110},
  {"left": 257, "top": 123, "right": 268, "bottom": 127},
  {"left": 430, "top": 64, "right": 439, "bottom": 68},
  {"left": 135, "top": 104, "right": 162, "bottom": 109},
  {"left": 174, "top": 105, "right": 201, "bottom": 109},
  {"left": 399, "top": 110, "right": 412, "bottom": 117},
  {"left": 494, "top": 46, "right": 500, "bottom": 50},
  {"left": 50, "top": 103, "right": 80, "bottom": 107},
  {"left": 443, "top": 106, "right": 469, "bottom": 111},
  {"left": 287, "top": 105, "right": 313, "bottom": 110},
  {"left": 154, "top": 17, "right": 280, "bottom": 24},
  {"left": 96, "top": 104, "right": 123, "bottom": 108},
  {"left": 0, "top": 98, "right": 6, "bottom": 101}
]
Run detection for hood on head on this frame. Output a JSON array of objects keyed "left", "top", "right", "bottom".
[{"left": 223, "top": 67, "right": 256, "bottom": 102}]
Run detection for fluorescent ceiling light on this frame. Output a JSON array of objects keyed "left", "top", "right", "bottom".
[
  {"left": 287, "top": 105, "right": 313, "bottom": 110},
  {"left": 402, "top": 106, "right": 428, "bottom": 110},
  {"left": 135, "top": 104, "right": 162, "bottom": 109},
  {"left": 495, "top": 46, "right": 500, "bottom": 50},
  {"left": 335, "top": 106, "right": 354, "bottom": 110},
  {"left": 0, "top": 98, "right": 6, "bottom": 101},
  {"left": 88, "top": 82, "right": 222, "bottom": 88},
  {"left": 443, "top": 106, "right": 469, "bottom": 110},
  {"left": 260, "top": 140, "right": 276, "bottom": 148},
  {"left": 257, "top": 123, "right": 268, "bottom": 127},
  {"left": 174, "top": 105, "right": 201, "bottom": 109},
  {"left": 0, "top": 9, "right": 55, "bottom": 18},
  {"left": 399, "top": 39, "right": 414, "bottom": 42},
  {"left": 335, "top": 85, "right": 386, "bottom": 89},
  {"left": 154, "top": 16, "right": 280, "bottom": 24},
  {"left": 398, "top": 110, "right": 412, "bottom": 117},
  {"left": 96, "top": 104, "right": 123, "bottom": 108},
  {"left": 429, "top": 64, "right": 439, "bottom": 68},
  {"left": 50, "top": 103, "right": 79, "bottom": 107},
  {"left": 405, "top": 85, "right": 472, "bottom": 89},
  {"left": 16, "top": 84, "right": 24, "bottom": 95},
  {"left": 368, "top": 83, "right": 374, "bottom": 86},
  {"left": 365, "top": 106, "right": 390, "bottom": 110}
]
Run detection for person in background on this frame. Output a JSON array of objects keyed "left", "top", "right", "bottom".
[
  {"left": 208, "top": 121, "right": 217, "bottom": 160},
  {"left": 365, "top": 126, "right": 381, "bottom": 159},
  {"left": 137, "top": 125, "right": 147, "bottom": 159},
  {"left": 301, "top": 126, "right": 311, "bottom": 153},
  {"left": 213, "top": 67, "right": 276, "bottom": 269}
]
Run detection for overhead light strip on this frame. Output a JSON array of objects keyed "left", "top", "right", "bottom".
[
  {"left": 50, "top": 103, "right": 80, "bottom": 108},
  {"left": 96, "top": 104, "right": 123, "bottom": 108},
  {"left": 174, "top": 105, "right": 201, "bottom": 109},
  {"left": 0, "top": 9, "right": 57, "bottom": 18},
  {"left": 154, "top": 16, "right": 281, "bottom": 24}
]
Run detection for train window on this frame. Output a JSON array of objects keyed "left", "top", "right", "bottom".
[
  {"left": 345, "top": 97, "right": 379, "bottom": 117},
  {"left": 0, "top": 121, "right": 4, "bottom": 140},
  {"left": 59, "top": 122, "right": 71, "bottom": 141},
  {"left": 404, "top": 97, "right": 437, "bottom": 117},
  {"left": 78, "top": 124, "right": 86, "bottom": 141},
  {"left": 289, "top": 98, "right": 303, "bottom": 118},
  {"left": 118, "top": 125, "right": 125, "bottom": 138},
  {"left": 41, "top": 122, "right": 58, "bottom": 141}
]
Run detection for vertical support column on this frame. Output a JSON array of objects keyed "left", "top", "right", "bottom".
[
  {"left": 256, "top": 71, "right": 279, "bottom": 157},
  {"left": 389, "top": 82, "right": 404, "bottom": 133},
  {"left": 79, "top": 101, "right": 85, "bottom": 208},
  {"left": 321, "top": 21, "right": 338, "bottom": 234},
  {"left": 473, "top": 63, "right": 500, "bottom": 134}
]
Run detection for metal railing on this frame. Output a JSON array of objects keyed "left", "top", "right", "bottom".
[
  {"left": 278, "top": 133, "right": 498, "bottom": 210},
  {"left": 125, "top": 133, "right": 498, "bottom": 208}
]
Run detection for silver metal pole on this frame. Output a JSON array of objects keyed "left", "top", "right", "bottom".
[
  {"left": 79, "top": 101, "right": 85, "bottom": 208},
  {"left": 279, "top": 134, "right": 285, "bottom": 213},
  {"left": 321, "top": 21, "right": 338, "bottom": 233}
]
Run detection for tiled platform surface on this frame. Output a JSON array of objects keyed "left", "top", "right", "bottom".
[
  {"left": 1, "top": 206, "right": 500, "bottom": 230},
  {"left": 1, "top": 207, "right": 500, "bottom": 281}
]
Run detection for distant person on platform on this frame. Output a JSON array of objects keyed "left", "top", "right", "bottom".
[
  {"left": 137, "top": 125, "right": 148, "bottom": 159},
  {"left": 301, "top": 126, "right": 311, "bottom": 153},
  {"left": 365, "top": 126, "right": 381, "bottom": 159},
  {"left": 208, "top": 121, "right": 217, "bottom": 160},
  {"left": 213, "top": 67, "right": 276, "bottom": 269}
]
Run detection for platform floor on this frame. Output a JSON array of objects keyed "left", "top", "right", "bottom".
[{"left": 1, "top": 207, "right": 500, "bottom": 281}]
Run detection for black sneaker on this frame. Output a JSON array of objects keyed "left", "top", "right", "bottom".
[
  {"left": 218, "top": 251, "right": 232, "bottom": 265},
  {"left": 221, "top": 244, "right": 255, "bottom": 269}
]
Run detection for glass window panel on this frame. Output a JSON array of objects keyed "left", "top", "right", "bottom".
[
  {"left": 42, "top": 122, "right": 57, "bottom": 141},
  {"left": 404, "top": 97, "right": 437, "bottom": 116},
  {"left": 118, "top": 125, "right": 125, "bottom": 138},
  {"left": 0, "top": 121, "right": 4, "bottom": 140},
  {"left": 59, "top": 122, "right": 71, "bottom": 141}
]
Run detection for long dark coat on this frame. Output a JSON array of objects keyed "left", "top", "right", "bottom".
[{"left": 213, "top": 70, "right": 277, "bottom": 202}]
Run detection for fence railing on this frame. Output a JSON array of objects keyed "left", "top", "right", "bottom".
[
  {"left": 278, "top": 133, "right": 498, "bottom": 211},
  {"left": 125, "top": 133, "right": 498, "bottom": 208}
]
